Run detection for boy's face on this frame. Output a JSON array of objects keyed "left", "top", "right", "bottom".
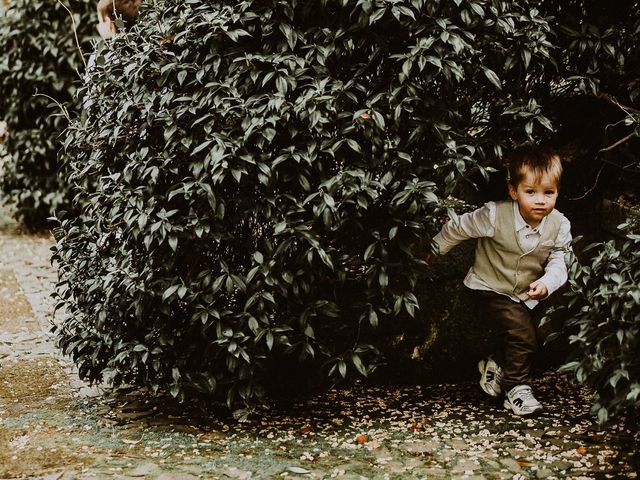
[{"left": 508, "top": 169, "right": 559, "bottom": 228}]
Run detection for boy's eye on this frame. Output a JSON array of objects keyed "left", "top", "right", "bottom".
[
  {"left": 525, "top": 190, "right": 535, "bottom": 194},
  {"left": 545, "top": 191, "right": 556, "bottom": 195}
]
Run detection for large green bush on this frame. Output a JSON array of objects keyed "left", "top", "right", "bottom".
[
  {"left": 0, "top": 0, "right": 95, "bottom": 229},
  {"left": 54, "top": 0, "right": 639, "bottom": 414},
  {"left": 539, "top": 0, "right": 640, "bottom": 425},
  {"left": 547, "top": 225, "right": 640, "bottom": 425}
]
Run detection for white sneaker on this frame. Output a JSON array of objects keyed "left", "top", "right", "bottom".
[
  {"left": 478, "top": 356, "right": 503, "bottom": 397},
  {"left": 504, "top": 385, "right": 543, "bottom": 415}
]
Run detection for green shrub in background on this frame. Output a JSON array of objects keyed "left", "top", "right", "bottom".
[
  {"left": 0, "top": 0, "right": 95, "bottom": 229},
  {"left": 54, "top": 0, "right": 564, "bottom": 413},
  {"left": 545, "top": 224, "right": 640, "bottom": 426},
  {"left": 547, "top": 0, "right": 640, "bottom": 100},
  {"left": 541, "top": 0, "right": 640, "bottom": 202},
  {"left": 539, "top": 0, "right": 640, "bottom": 427}
]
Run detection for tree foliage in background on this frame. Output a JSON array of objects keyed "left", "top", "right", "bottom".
[
  {"left": 0, "top": 0, "right": 95, "bottom": 229},
  {"left": 541, "top": 0, "right": 640, "bottom": 189},
  {"left": 547, "top": 0, "right": 639, "bottom": 99},
  {"left": 53, "top": 0, "right": 639, "bottom": 415}
]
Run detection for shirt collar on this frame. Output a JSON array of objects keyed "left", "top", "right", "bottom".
[{"left": 512, "top": 200, "right": 546, "bottom": 233}]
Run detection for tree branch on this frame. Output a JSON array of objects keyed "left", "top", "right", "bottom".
[
  {"left": 598, "top": 93, "right": 640, "bottom": 115},
  {"left": 598, "top": 132, "right": 638, "bottom": 153},
  {"left": 57, "top": 0, "right": 88, "bottom": 71}
]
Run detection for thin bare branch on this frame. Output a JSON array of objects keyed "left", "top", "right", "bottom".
[
  {"left": 57, "top": 0, "right": 88, "bottom": 71},
  {"left": 567, "top": 130, "right": 638, "bottom": 201},
  {"left": 599, "top": 132, "right": 638, "bottom": 153},
  {"left": 566, "top": 163, "right": 605, "bottom": 201},
  {"left": 33, "top": 93, "right": 71, "bottom": 122},
  {"left": 598, "top": 93, "right": 640, "bottom": 115}
]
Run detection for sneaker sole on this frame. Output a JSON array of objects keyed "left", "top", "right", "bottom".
[{"left": 503, "top": 399, "right": 544, "bottom": 416}]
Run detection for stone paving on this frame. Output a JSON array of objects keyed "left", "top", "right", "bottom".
[
  {"left": 0, "top": 215, "right": 59, "bottom": 359},
  {"left": 0, "top": 208, "right": 638, "bottom": 479}
]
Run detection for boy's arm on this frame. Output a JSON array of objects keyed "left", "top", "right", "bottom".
[
  {"left": 431, "top": 202, "right": 496, "bottom": 256},
  {"left": 532, "top": 216, "right": 572, "bottom": 298}
]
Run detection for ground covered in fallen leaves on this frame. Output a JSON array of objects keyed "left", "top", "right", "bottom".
[
  {"left": 2, "top": 365, "right": 639, "bottom": 479},
  {"left": 0, "top": 208, "right": 638, "bottom": 479}
]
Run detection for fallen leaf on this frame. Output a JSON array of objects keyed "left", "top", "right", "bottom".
[
  {"left": 516, "top": 458, "right": 532, "bottom": 467},
  {"left": 286, "top": 466, "right": 310, "bottom": 475},
  {"left": 356, "top": 434, "right": 368, "bottom": 444},
  {"left": 409, "top": 421, "right": 425, "bottom": 432},
  {"left": 160, "top": 34, "right": 176, "bottom": 45},
  {"left": 298, "top": 425, "right": 311, "bottom": 435},
  {"left": 576, "top": 446, "right": 586, "bottom": 455}
]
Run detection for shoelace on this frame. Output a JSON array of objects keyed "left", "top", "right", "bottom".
[{"left": 516, "top": 387, "right": 535, "bottom": 401}]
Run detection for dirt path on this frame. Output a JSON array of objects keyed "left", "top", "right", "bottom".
[{"left": 0, "top": 210, "right": 638, "bottom": 479}]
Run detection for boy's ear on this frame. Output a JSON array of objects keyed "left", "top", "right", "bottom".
[{"left": 508, "top": 183, "right": 518, "bottom": 200}]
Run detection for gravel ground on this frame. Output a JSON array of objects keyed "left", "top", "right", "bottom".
[{"left": 0, "top": 208, "right": 638, "bottom": 479}]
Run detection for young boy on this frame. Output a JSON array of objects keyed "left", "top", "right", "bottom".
[
  {"left": 96, "top": 0, "right": 140, "bottom": 39},
  {"left": 429, "top": 146, "right": 572, "bottom": 415}
]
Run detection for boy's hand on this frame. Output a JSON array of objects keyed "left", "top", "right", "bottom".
[{"left": 528, "top": 280, "right": 548, "bottom": 300}]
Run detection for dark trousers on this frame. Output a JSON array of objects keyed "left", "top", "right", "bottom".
[{"left": 475, "top": 290, "right": 539, "bottom": 393}]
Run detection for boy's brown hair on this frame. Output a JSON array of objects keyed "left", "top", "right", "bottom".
[
  {"left": 97, "top": 0, "right": 141, "bottom": 29},
  {"left": 506, "top": 145, "right": 563, "bottom": 187}
]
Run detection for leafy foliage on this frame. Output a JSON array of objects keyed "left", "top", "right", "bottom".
[
  {"left": 53, "top": 0, "right": 639, "bottom": 413},
  {"left": 54, "top": 0, "right": 561, "bottom": 410},
  {"left": 539, "top": 0, "right": 640, "bottom": 425},
  {"left": 541, "top": 0, "right": 640, "bottom": 195},
  {"left": 547, "top": 225, "right": 640, "bottom": 426},
  {"left": 546, "top": 0, "right": 640, "bottom": 100},
  {"left": 0, "top": 0, "right": 95, "bottom": 229}
]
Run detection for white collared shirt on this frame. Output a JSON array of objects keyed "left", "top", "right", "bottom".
[{"left": 433, "top": 201, "right": 572, "bottom": 308}]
